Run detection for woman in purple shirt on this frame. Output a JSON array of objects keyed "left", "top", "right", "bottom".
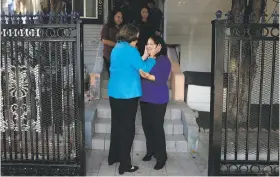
[{"left": 139, "top": 35, "right": 171, "bottom": 170}]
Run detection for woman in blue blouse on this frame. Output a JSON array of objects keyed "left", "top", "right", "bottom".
[
  {"left": 108, "top": 24, "right": 161, "bottom": 175},
  {"left": 139, "top": 35, "right": 171, "bottom": 170}
]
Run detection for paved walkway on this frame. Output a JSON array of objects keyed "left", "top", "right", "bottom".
[{"left": 86, "top": 149, "right": 205, "bottom": 176}]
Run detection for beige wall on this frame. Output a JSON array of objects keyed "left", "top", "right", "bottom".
[{"left": 164, "top": 0, "right": 279, "bottom": 72}]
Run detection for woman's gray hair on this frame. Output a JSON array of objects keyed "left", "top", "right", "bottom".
[{"left": 116, "top": 24, "right": 139, "bottom": 43}]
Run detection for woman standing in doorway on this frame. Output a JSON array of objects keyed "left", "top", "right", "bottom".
[
  {"left": 108, "top": 24, "right": 161, "bottom": 175},
  {"left": 101, "top": 9, "right": 123, "bottom": 77},
  {"left": 139, "top": 35, "right": 171, "bottom": 170},
  {"left": 133, "top": 5, "right": 157, "bottom": 56}
]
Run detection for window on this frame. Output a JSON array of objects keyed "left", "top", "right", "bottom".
[
  {"left": 73, "top": 0, "right": 103, "bottom": 24},
  {"left": 84, "top": 0, "right": 98, "bottom": 19},
  {"left": 74, "top": 0, "right": 97, "bottom": 19}
]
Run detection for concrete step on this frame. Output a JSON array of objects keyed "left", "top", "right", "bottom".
[
  {"left": 92, "top": 133, "right": 188, "bottom": 152},
  {"left": 96, "top": 99, "right": 182, "bottom": 120},
  {"left": 100, "top": 88, "right": 172, "bottom": 100},
  {"left": 94, "top": 118, "right": 184, "bottom": 135},
  {"left": 101, "top": 79, "right": 172, "bottom": 89}
]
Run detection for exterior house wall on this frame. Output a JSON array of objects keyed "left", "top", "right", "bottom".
[
  {"left": 163, "top": 0, "right": 279, "bottom": 111},
  {"left": 164, "top": 0, "right": 279, "bottom": 72}
]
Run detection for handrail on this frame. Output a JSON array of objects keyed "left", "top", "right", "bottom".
[
  {"left": 167, "top": 44, "right": 180, "bottom": 64},
  {"left": 167, "top": 46, "right": 185, "bottom": 102}
]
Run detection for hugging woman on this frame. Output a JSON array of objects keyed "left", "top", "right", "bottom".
[
  {"left": 107, "top": 24, "right": 161, "bottom": 175},
  {"left": 139, "top": 35, "right": 171, "bottom": 170}
]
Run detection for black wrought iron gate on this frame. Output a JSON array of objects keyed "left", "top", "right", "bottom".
[
  {"left": 1, "top": 12, "right": 85, "bottom": 176},
  {"left": 208, "top": 14, "right": 279, "bottom": 176}
]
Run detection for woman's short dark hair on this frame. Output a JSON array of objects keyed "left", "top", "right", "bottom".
[
  {"left": 117, "top": 24, "right": 139, "bottom": 43},
  {"left": 107, "top": 8, "right": 123, "bottom": 27},
  {"left": 149, "top": 35, "right": 168, "bottom": 57}
]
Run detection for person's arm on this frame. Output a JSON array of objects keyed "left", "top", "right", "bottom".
[
  {"left": 145, "top": 56, "right": 171, "bottom": 84},
  {"left": 142, "top": 54, "right": 149, "bottom": 60},
  {"left": 130, "top": 48, "right": 156, "bottom": 73},
  {"left": 142, "top": 46, "right": 149, "bottom": 60},
  {"left": 102, "top": 39, "right": 116, "bottom": 47},
  {"left": 101, "top": 25, "right": 116, "bottom": 47}
]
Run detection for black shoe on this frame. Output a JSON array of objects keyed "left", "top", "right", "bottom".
[
  {"left": 119, "top": 165, "right": 139, "bottom": 175},
  {"left": 154, "top": 161, "right": 166, "bottom": 170},
  {"left": 108, "top": 160, "right": 119, "bottom": 166},
  {"left": 142, "top": 154, "right": 153, "bottom": 161}
]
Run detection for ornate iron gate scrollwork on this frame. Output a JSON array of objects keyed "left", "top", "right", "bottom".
[
  {"left": 1, "top": 12, "right": 85, "bottom": 176},
  {"left": 208, "top": 12, "right": 279, "bottom": 176}
]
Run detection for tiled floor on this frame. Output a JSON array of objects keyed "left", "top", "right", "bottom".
[{"left": 86, "top": 149, "right": 205, "bottom": 176}]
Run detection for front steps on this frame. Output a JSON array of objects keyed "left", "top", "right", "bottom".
[
  {"left": 91, "top": 99, "right": 189, "bottom": 152},
  {"left": 94, "top": 118, "right": 183, "bottom": 135}
]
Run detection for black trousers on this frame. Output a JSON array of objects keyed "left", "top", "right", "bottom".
[
  {"left": 103, "top": 57, "right": 110, "bottom": 77},
  {"left": 140, "top": 101, "right": 167, "bottom": 162},
  {"left": 108, "top": 97, "right": 139, "bottom": 168}
]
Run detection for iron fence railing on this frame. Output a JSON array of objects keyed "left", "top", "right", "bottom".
[
  {"left": 1, "top": 12, "right": 85, "bottom": 176},
  {"left": 208, "top": 12, "right": 279, "bottom": 176}
]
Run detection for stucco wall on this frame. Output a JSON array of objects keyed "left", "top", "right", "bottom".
[
  {"left": 164, "top": 0, "right": 279, "bottom": 72},
  {"left": 164, "top": 0, "right": 279, "bottom": 112}
]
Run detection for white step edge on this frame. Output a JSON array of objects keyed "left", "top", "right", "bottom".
[
  {"left": 94, "top": 118, "right": 183, "bottom": 135},
  {"left": 92, "top": 134, "right": 188, "bottom": 152},
  {"left": 96, "top": 99, "right": 183, "bottom": 120}
]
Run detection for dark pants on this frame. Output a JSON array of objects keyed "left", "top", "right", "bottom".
[
  {"left": 140, "top": 101, "right": 167, "bottom": 162},
  {"left": 109, "top": 97, "right": 139, "bottom": 168},
  {"left": 103, "top": 57, "right": 110, "bottom": 77}
]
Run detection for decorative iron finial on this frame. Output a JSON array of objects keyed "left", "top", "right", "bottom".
[
  {"left": 76, "top": 12, "right": 80, "bottom": 18},
  {"left": 76, "top": 12, "right": 81, "bottom": 23},
  {"left": 1, "top": 11, "right": 6, "bottom": 24},
  {"left": 13, "top": 12, "right": 19, "bottom": 24},
  {"left": 70, "top": 11, "right": 74, "bottom": 24},
  {"left": 215, "top": 10, "right": 222, "bottom": 20},
  {"left": 18, "top": 12, "right": 23, "bottom": 24},
  {"left": 41, "top": 11, "right": 47, "bottom": 24},
  {"left": 272, "top": 12, "right": 279, "bottom": 24},
  {"left": 30, "top": 13, "right": 34, "bottom": 24},
  {"left": 48, "top": 11, "right": 54, "bottom": 24},
  {"left": 249, "top": 13, "right": 257, "bottom": 23},
  {"left": 54, "top": 12, "right": 57, "bottom": 23},
  {"left": 261, "top": 13, "right": 266, "bottom": 23},
  {"left": 59, "top": 11, "right": 64, "bottom": 24},
  {"left": 225, "top": 10, "right": 232, "bottom": 22},
  {"left": 35, "top": 11, "right": 39, "bottom": 23},
  {"left": 8, "top": 12, "right": 12, "bottom": 24},
  {"left": 236, "top": 12, "right": 244, "bottom": 23},
  {"left": 26, "top": 11, "right": 30, "bottom": 24}
]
